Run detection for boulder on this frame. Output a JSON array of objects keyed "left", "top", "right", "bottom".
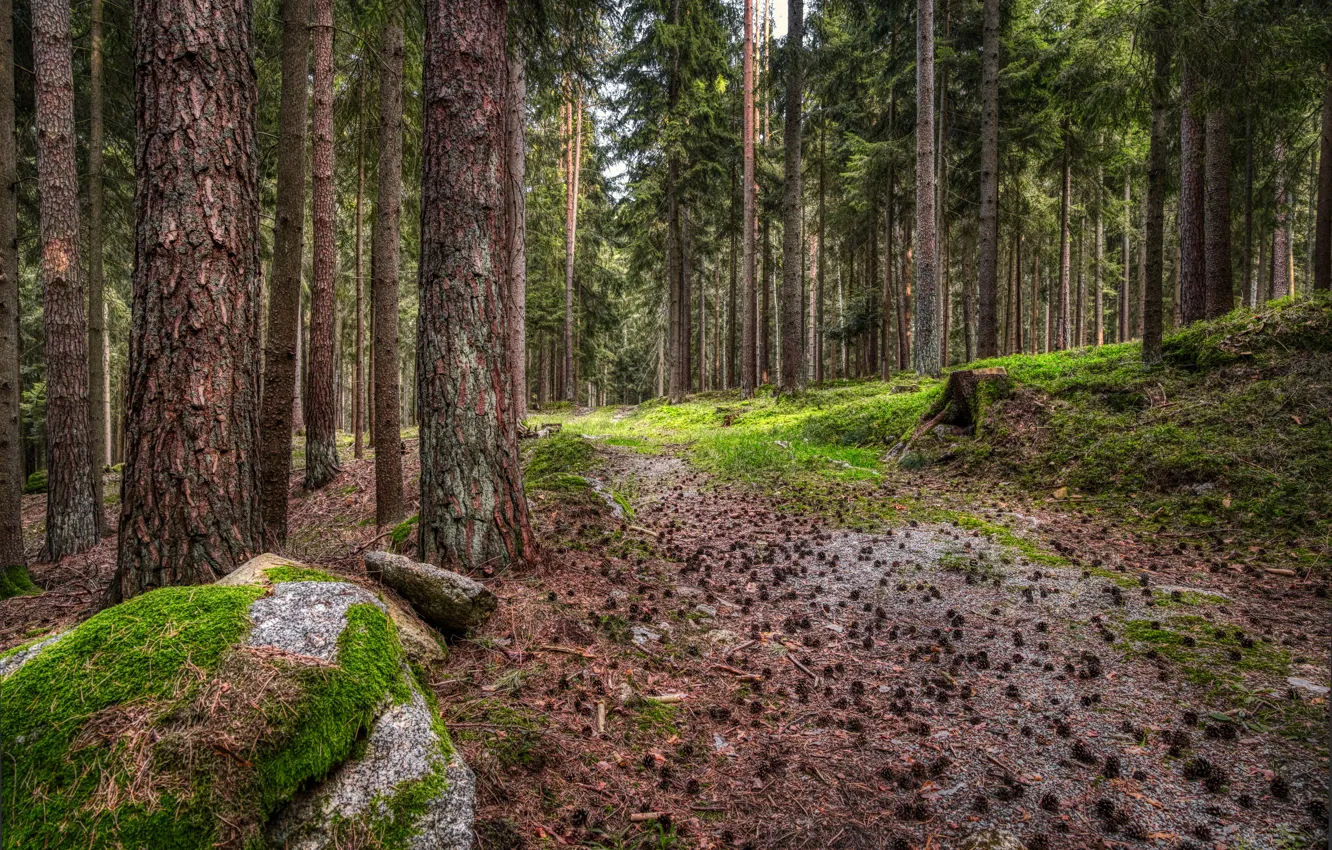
[
  {"left": 365, "top": 550, "right": 498, "bottom": 635},
  {"left": 0, "top": 558, "right": 474, "bottom": 850}
]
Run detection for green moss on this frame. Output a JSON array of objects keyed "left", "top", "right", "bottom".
[
  {"left": 1, "top": 586, "right": 415, "bottom": 850},
  {"left": 1119, "top": 616, "right": 1291, "bottom": 697},
  {"left": 633, "top": 699, "right": 680, "bottom": 736},
  {"left": 23, "top": 468, "right": 47, "bottom": 494},
  {"left": 0, "top": 563, "right": 41, "bottom": 599},
  {"left": 390, "top": 515, "right": 419, "bottom": 551},
  {"left": 262, "top": 565, "right": 342, "bottom": 583},
  {"left": 1162, "top": 294, "right": 1332, "bottom": 369}
]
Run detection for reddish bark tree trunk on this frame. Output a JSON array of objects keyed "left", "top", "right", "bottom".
[
  {"left": 354, "top": 63, "right": 366, "bottom": 459},
  {"left": 0, "top": 0, "right": 26, "bottom": 578},
  {"left": 112, "top": 0, "right": 262, "bottom": 598},
  {"left": 88, "top": 0, "right": 108, "bottom": 532},
  {"left": 782, "top": 1, "right": 806, "bottom": 397},
  {"left": 34, "top": 0, "right": 98, "bottom": 559},
  {"left": 1204, "top": 108, "right": 1234, "bottom": 316},
  {"left": 506, "top": 53, "right": 528, "bottom": 422},
  {"left": 1056, "top": 126, "right": 1071, "bottom": 350},
  {"left": 305, "top": 0, "right": 339, "bottom": 488},
  {"left": 976, "top": 0, "right": 999, "bottom": 359},
  {"left": 1316, "top": 56, "right": 1331, "bottom": 292},
  {"left": 1179, "top": 59, "right": 1206, "bottom": 325},
  {"left": 741, "top": 0, "right": 757, "bottom": 397},
  {"left": 372, "top": 10, "right": 404, "bottom": 528},
  {"left": 418, "top": 0, "right": 534, "bottom": 571},
  {"left": 913, "top": 0, "right": 939, "bottom": 377},
  {"left": 259, "top": 0, "right": 310, "bottom": 546},
  {"left": 1143, "top": 11, "right": 1170, "bottom": 365}
]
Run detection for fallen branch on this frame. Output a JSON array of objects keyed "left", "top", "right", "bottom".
[
  {"left": 537, "top": 644, "right": 597, "bottom": 657},
  {"left": 711, "top": 663, "right": 762, "bottom": 681}
]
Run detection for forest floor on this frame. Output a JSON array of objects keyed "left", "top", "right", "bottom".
[{"left": 4, "top": 300, "right": 1330, "bottom": 850}]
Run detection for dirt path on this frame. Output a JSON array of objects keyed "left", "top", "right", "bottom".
[{"left": 446, "top": 441, "right": 1328, "bottom": 850}]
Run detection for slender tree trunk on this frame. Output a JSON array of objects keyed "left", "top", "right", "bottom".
[
  {"left": 1057, "top": 125, "right": 1071, "bottom": 350},
  {"left": 506, "top": 53, "right": 528, "bottom": 420},
  {"left": 882, "top": 192, "right": 893, "bottom": 379},
  {"left": 418, "top": 0, "right": 534, "bottom": 571},
  {"left": 902, "top": 217, "right": 913, "bottom": 368},
  {"left": 818, "top": 128, "right": 827, "bottom": 383},
  {"left": 372, "top": 10, "right": 404, "bottom": 528},
  {"left": 1242, "top": 117, "right": 1255, "bottom": 305},
  {"left": 977, "top": 0, "right": 1000, "bottom": 359},
  {"left": 682, "top": 206, "right": 693, "bottom": 390},
  {"left": 87, "top": 0, "right": 108, "bottom": 532},
  {"left": 112, "top": 0, "right": 262, "bottom": 597},
  {"left": 1272, "top": 140, "right": 1291, "bottom": 300},
  {"left": 913, "top": 0, "right": 939, "bottom": 376},
  {"left": 741, "top": 0, "right": 757, "bottom": 397},
  {"left": 1030, "top": 239, "right": 1039, "bottom": 354},
  {"left": 564, "top": 83, "right": 582, "bottom": 402},
  {"left": 304, "top": 0, "right": 339, "bottom": 488},
  {"left": 259, "top": 0, "right": 310, "bottom": 545},
  {"left": 1075, "top": 214, "right": 1085, "bottom": 346},
  {"left": 1204, "top": 108, "right": 1234, "bottom": 316},
  {"left": 1143, "top": 10, "right": 1171, "bottom": 365},
  {"left": 1014, "top": 231, "right": 1023, "bottom": 353},
  {"left": 1179, "top": 57, "right": 1205, "bottom": 325},
  {"left": 353, "top": 62, "right": 366, "bottom": 459},
  {"left": 728, "top": 165, "right": 737, "bottom": 388},
  {"left": 0, "top": 0, "right": 26, "bottom": 579},
  {"left": 1315, "top": 55, "right": 1332, "bottom": 291},
  {"left": 1121, "top": 172, "right": 1131, "bottom": 341},
  {"left": 808, "top": 231, "right": 818, "bottom": 382},
  {"left": 35, "top": 0, "right": 98, "bottom": 559},
  {"left": 779, "top": 0, "right": 804, "bottom": 394},
  {"left": 1095, "top": 170, "right": 1105, "bottom": 345},
  {"left": 760, "top": 219, "right": 771, "bottom": 383}
]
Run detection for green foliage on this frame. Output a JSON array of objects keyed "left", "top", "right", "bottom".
[
  {"left": 23, "top": 468, "right": 47, "bottom": 494},
  {"left": 260, "top": 564, "right": 342, "bottom": 583},
  {"left": 524, "top": 432, "right": 601, "bottom": 494},
  {"left": 0, "top": 584, "right": 421, "bottom": 849},
  {"left": 1162, "top": 295, "right": 1332, "bottom": 369},
  {"left": 390, "top": 515, "right": 420, "bottom": 551}
]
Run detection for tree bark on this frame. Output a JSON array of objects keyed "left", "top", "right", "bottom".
[
  {"left": 741, "top": 0, "right": 758, "bottom": 397},
  {"left": 1179, "top": 57, "right": 1206, "bottom": 325},
  {"left": 913, "top": 0, "right": 939, "bottom": 377},
  {"left": 0, "top": 0, "right": 26, "bottom": 577},
  {"left": 1243, "top": 116, "right": 1255, "bottom": 305},
  {"left": 112, "top": 0, "right": 262, "bottom": 598},
  {"left": 1056, "top": 125, "right": 1071, "bottom": 350},
  {"left": 372, "top": 11, "right": 404, "bottom": 528},
  {"left": 1121, "top": 172, "right": 1131, "bottom": 341},
  {"left": 1143, "top": 7, "right": 1170, "bottom": 365},
  {"left": 1315, "top": 55, "right": 1332, "bottom": 292},
  {"left": 976, "top": 0, "right": 1000, "bottom": 359},
  {"left": 1204, "top": 108, "right": 1234, "bottom": 316},
  {"left": 88, "top": 0, "right": 108, "bottom": 532},
  {"left": 259, "top": 0, "right": 310, "bottom": 546},
  {"left": 1095, "top": 169, "right": 1104, "bottom": 345},
  {"left": 779, "top": 0, "right": 804, "bottom": 394},
  {"left": 818, "top": 127, "right": 827, "bottom": 383},
  {"left": 1014, "top": 231, "right": 1023, "bottom": 353},
  {"left": 418, "top": 0, "right": 534, "bottom": 571},
  {"left": 728, "top": 164, "right": 737, "bottom": 388},
  {"left": 506, "top": 53, "right": 528, "bottom": 420},
  {"left": 563, "top": 82, "right": 582, "bottom": 402},
  {"left": 760, "top": 218, "right": 771, "bottom": 383},
  {"left": 353, "top": 63, "right": 366, "bottom": 459},
  {"left": 1271, "top": 140, "right": 1290, "bottom": 301},
  {"left": 305, "top": 0, "right": 339, "bottom": 489},
  {"left": 35, "top": 0, "right": 98, "bottom": 559}
]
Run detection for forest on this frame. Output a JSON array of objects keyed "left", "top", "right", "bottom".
[{"left": 0, "top": 0, "right": 1329, "bottom": 848}]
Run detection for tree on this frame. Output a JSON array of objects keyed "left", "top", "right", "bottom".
[
  {"left": 372, "top": 7, "right": 404, "bottom": 529},
  {"left": 564, "top": 84, "right": 583, "bottom": 403},
  {"left": 913, "top": 0, "right": 939, "bottom": 377},
  {"left": 506, "top": 53, "right": 529, "bottom": 421},
  {"left": 304, "top": 0, "right": 339, "bottom": 489},
  {"left": 418, "top": 0, "right": 535, "bottom": 570},
  {"left": 1143, "top": 3, "right": 1170, "bottom": 366},
  {"left": 0, "top": 0, "right": 26, "bottom": 582},
  {"left": 976, "top": 0, "right": 1000, "bottom": 360},
  {"left": 1204, "top": 108, "right": 1233, "bottom": 316},
  {"left": 34, "top": 0, "right": 98, "bottom": 559},
  {"left": 778, "top": 0, "right": 804, "bottom": 395},
  {"left": 741, "top": 0, "right": 758, "bottom": 398},
  {"left": 1271, "top": 139, "right": 1290, "bottom": 300},
  {"left": 354, "top": 66, "right": 367, "bottom": 459},
  {"left": 259, "top": 0, "right": 311, "bottom": 546},
  {"left": 1317, "top": 55, "right": 1331, "bottom": 292},
  {"left": 1178, "top": 52, "right": 1205, "bottom": 325},
  {"left": 87, "top": 0, "right": 108, "bottom": 530},
  {"left": 112, "top": 0, "right": 262, "bottom": 598},
  {"left": 1056, "top": 125, "right": 1071, "bottom": 350}
]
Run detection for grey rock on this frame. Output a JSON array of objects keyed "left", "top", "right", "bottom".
[
  {"left": 247, "top": 581, "right": 385, "bottom": 661},
  {"left": 266, "top": 676, "right": 475, "bottom": 850},
  {"left": 365, "top": 551, "right": 497, "bottom": 634},
  {"left": 1287, "top": 676, "right": 1330, "bottom": 696},
  {"left": 631, "top": 625, "right": 662, "bottom": 644},
  {"left": 960, "top": 830, "right": 1026, "bottom": 850},
  {"left": 0, "top": 632, "right": 65, "bottom": 679}
]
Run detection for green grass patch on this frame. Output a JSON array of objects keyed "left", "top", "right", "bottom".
[{"left": 632, "top": 698, "right": 681, "bottom": 736}]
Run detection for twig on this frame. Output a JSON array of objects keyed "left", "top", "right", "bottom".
[
  {"left": 537, "top": 644, "right": 596, "bottom": 658},
  {"left": 788, "top": 655, "right": 819, "bottom": 683},
  {"left": 712, "top": 663, "right": 762, "bottom": 681}
]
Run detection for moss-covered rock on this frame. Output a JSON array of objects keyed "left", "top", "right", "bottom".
[{"left": 0, "top": 555, "right": 474, "bottom": 850}]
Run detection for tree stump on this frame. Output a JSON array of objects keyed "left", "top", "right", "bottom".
[{"left": 886, "top": 368, "right": 1009, "bottom": 463}]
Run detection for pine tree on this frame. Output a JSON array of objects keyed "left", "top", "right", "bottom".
[
  {"left": 779, "top": 0, "right": 804, "bottom": 394},
  {"left": 0, "top": 0, "right": 27, "bottom": 584},
  {"left": 913, "top": 0, "right": 939, "bottom": 377},
  {"left": 741, "top": 0, "right": 758, "bottom": 397},
  {"left": 976, "top": 0, "right": 1000, "bottom": 359}
]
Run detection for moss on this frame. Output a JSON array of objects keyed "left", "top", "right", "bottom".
[
  {"left": 23, "top": 468, "right": 47, "bottom": 494},
  {"left": 1, "top": 586, "right": 415, "bottom": 850},
  {"left": 633, "top": 698, "right": 680, "bottom": 736},
  {"left": 1119, "top": 616, "right": 1291, "bottom": 696},
  {"left": 0, "top": 563, "right": 41, "bottom": 599},
  {"left": 262, "top": 565, "right": 342, "bottom": 584},
  {"left": 390, "top": 515, "right": 419, "bottom": 551},
  {"left": 1162, "top": 294, "right": 1331, "bottom": 369}
]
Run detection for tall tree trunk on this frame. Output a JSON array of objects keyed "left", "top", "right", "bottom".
[
  {"left": 1272, "top": 140, "right": 1291, "bottom": 300},
  {"left": 0, "top": 0, "right": 27, "bottom": 581},
  {"left": 1143, "top": 9, "right": 1171, "bottom": 365},
  {"left": 1243, "top": 116, "right": 1255, "bottom": 305},
  {"left": 1315, "top": 55, "right": 1332, "bottom": 292},
  {"left": 1121, "top": 172, "right": 1131, "bottom": 341},
  {"left": 913, "top": 0, "right": 939, "bottom": 377},
  {"left": 259, "top": 0, "right": 310, "bottom": 545},
  {"left": 418, "top": 0, "right": 534, "bottom": 571},
  {"left": 35, "top": 0, "right": 98, "bottom": 559},
  {"left": 779, "top": 0, "right": 804, "bottom": 394},
  {"left": 760, "top": 219, "right": 771, "bottom": 383},
  {"left": 305, "top": 0, "right": 339, "bottom": 489},
  {"left": 353, "top": 60, "right": 366, "bottom": 459},
  {"left": 563, "top": 83, "right": 582, "bottom": 402},
  {"left": 1056, "top": 125, "right": 1071, "bottom": 350},
  {"left": 976, "top": 0, "right": 1000, "bottom": 359},
  {"left": 682, "top": 207, "right": 693, "bottom": 390},
  {"left": 1179, "top": 57, "right": 1205, "bottom": 325},
  {"left": 1204, "top": 108, "right": 1234, "bottom": 316},
  {"left": 1075, "top": 214, "right": 1085, "bottom": 346},
  {"left": 372, "top": 10, "right": 404, "bottom": 528},
  {"left": 1095, "top": 169, "right": 1105, "bottom": 345},
  {"left": 882, "top": 191, "right": 893, "bottom": 379},
  {"left": 88, "top": 0, "right": 108, "bottom": 532},
  {"left": 937, "top": 3, "right": 950, "bottom": 369},
  {"left": 818, "top": 127, "right": 827, "bottom": 383},
  {"left": 1030, "top": 239, "right": 1039, "bottom": 354},
  {"left": 728, "top": 165, "right": 737, "bottom": 388},
  {"left": 506, "top": 53, "right": 528, "bottom": 420},
  {"left": 741, "top": 0, "right": 757, "bottom": 397},
  {"left": 112, "top": 0, "right": 262, "bottom": 597}
]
